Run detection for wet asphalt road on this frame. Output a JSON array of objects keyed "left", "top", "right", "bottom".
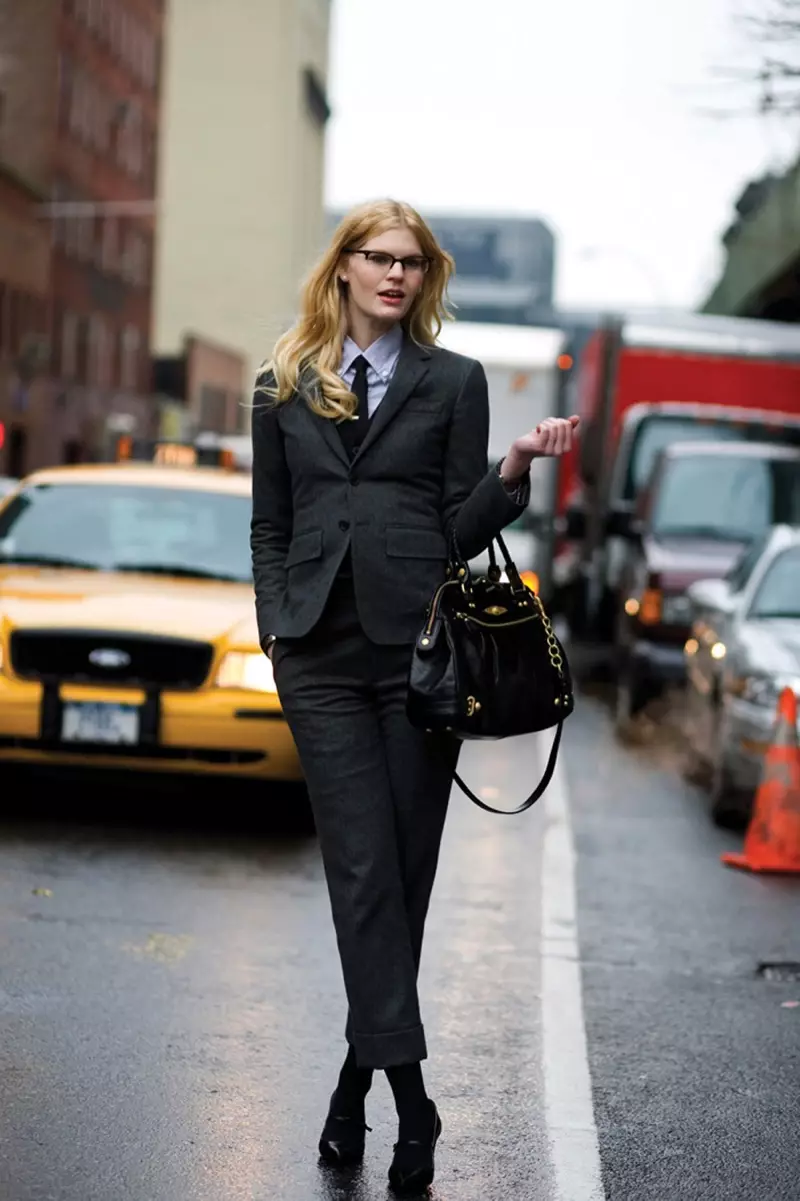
[{"left": 1, "top": 689, "right": 799, "bottom": 1201}]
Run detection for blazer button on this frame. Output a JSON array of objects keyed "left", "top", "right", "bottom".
[
  {"left": 351, "top": 479, "right": 361, "bottom": 487},
  {"left": 339, "top": 520, "right": 350, "bottom": 531}
]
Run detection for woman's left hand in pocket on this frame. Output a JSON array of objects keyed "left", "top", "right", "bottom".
[{"left": 500, "top": 415, "right": 580, "bottom": 482}]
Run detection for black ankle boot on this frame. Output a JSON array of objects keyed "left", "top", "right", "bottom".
[
  {"left": 388, "top": 1099, "right": 442, "bottom": 1194},
  {"left": 318, "top": 1092, "right": 371, "bottom": 1166}
]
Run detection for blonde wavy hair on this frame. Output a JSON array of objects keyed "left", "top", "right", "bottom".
[{"left": 260, "top": 199, "right": 455, "bottom": 421}]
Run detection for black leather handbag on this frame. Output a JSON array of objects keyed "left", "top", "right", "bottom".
[{"left": 406, "top": 533, "right": 574, "bottom": 814}]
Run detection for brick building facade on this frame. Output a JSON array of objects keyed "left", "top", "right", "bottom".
[{"left": 0, "top": 0, "right": 164, "bottom": 476}]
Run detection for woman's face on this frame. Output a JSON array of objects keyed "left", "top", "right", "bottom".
[{"left": 339, "top": 226, "right": 429, "bottom": 329}]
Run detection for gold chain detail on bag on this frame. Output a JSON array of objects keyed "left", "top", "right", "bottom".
[{"left": 533, "top": 594, "right": 565, "bottom": 676}]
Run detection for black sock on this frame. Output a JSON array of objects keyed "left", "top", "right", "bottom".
[
  {"left": 333, "top": 1045, "right": 373, "bottom": 1111},
  {"left": 385, "top": 1062, "right": 430, "bottom": 1138}
]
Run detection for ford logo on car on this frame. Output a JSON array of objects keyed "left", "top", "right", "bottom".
[{"left": 88, "top": 648, "right": 131, "bottom": 669}]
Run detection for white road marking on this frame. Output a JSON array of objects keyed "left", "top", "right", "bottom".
[{"left": 539, "top": 732, "right": 605, "bottom": 1201}]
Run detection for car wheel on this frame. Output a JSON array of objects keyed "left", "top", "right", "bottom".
[
  {"left": 278, "top": 782, "right": 316, "bottom": 836},
  {"left": 709, "top": 720, "right": 751, "bottom": 830},
  {"left": 614, "top": 660, "right": 650, "bottom": 737}
]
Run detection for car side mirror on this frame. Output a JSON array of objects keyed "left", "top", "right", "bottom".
[
  {"left": 560, "top": 505, "right": 586, "bottom": 540},
  {"left": 686, "top": 578, "right": 736, "bottom": 615},
  {"left": 605, "top": 502, "right": 641, "bottom": 539}
]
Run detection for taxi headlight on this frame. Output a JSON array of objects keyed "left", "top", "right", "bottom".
[{"left": 216, "top": 651, "right": 277, "bottom": 693}]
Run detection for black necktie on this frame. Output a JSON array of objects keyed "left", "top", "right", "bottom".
[{"left": 339, "top": 355, "right": 368, "bottom": 458}]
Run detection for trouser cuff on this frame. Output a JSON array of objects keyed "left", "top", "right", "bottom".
[{"left": 349, "top": 1024, "right": 427, "bottom": 1069}]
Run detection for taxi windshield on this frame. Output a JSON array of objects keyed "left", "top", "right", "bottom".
[{"left": 0, "top": 482, "right": 253, "bottom": 583}]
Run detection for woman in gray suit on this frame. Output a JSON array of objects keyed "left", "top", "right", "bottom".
[{"left": 251, "top": 199, "right": 577, "bottom": 1193}]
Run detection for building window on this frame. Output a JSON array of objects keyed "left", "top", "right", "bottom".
[
  {"left": 116, "top": 101, "right": 143, "bottom": 176},
  {"left": 51, "top": 182, "right": 65, "bottom": 248},
  {"left": 303, "top": 67, "right": 331, "bottom": 128},
  {"left": 77, "top": 213, "right": 95, "bottom": 262},
  {"left": 57, "top": 54, "right": 72, "bottom": 130},
  {"left": 75, "top": 317, "right": 89, "bottom": 384},
  {"left": 119, "top": 10, "right": 131, "bottom": 69},
  {"left": 199, "top": 385, "right": 228, "bottom": 433},
  {"left": 93, "top": 89, "right": 111, "bottom": 152},
  {"left": 88, "top": 314, "right": 113, "bottom": 389},
  {"left": 0, "top": 283, "right": 7, "bottom": 356},
  {"left": 101, "top": 217, "right": 118, "bottom": 273},
  {"left": 120, "top": 325, "right": 140, "bottom": 391},
  {"left": 64, "top": 211, "right": 80, "bottom": 258},
  {"left": 61, "top": 312, "right": 79, "bottom": 379},
  {"left": 122, "top": 230, "right": 148, "bottom": 286},
  {"left": 142, "top": 29, "right": 157, "bottom": 89}
]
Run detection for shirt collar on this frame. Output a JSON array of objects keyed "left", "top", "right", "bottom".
[{"left": 340, "top": 324, "right": 403, "bottom": 381}]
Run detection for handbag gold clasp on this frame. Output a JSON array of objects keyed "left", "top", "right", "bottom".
[{"left": 466, "top": 695, "right": 482, "bottom": 717}]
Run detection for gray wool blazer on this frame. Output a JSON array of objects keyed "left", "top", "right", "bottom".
[{"left": 250, "top": 336, "right": 529, "bottom": 647}]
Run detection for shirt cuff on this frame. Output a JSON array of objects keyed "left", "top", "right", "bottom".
[{"left": 496, "top": 459, "right": 531, "bottom": 506}]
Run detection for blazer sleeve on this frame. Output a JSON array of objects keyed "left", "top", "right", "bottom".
[
  {"left": 442, "top": 359, "right": 530, "bottom": 561},
  {"left": 250, "top": 380, "right": 293, "bottom": 647}
]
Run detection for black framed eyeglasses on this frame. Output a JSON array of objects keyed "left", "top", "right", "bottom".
[{"left": 344, "top": 249, "right": 432, "bottom": 275}]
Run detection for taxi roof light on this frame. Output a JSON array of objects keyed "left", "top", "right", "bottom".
[{"left": 114, "top": 436, "right": 242, "bottom": 472}]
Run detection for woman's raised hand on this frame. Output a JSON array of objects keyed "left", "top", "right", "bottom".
[{"left": 500, "top": 415, "right": 580, "bottom": 482}]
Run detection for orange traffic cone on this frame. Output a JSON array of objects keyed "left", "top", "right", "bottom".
[{"left": 722, "top": 687, "right": 800, "bottom": 875}]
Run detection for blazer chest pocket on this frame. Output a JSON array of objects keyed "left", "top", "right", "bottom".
[
  {"left": 386, "top": 526, "right": 447, "bottom": 559},
  {"left": 403, "top": 398, "right": 441, "bottom": 416},
  {"left": 286, "top": 529, "right": 323, "bottom": 568}
]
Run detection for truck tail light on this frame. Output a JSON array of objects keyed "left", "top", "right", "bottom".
[
  {"left": 639, "top": 588, "right": 662, "bottom": 625},
  {"left": 637, "top": 571, "right": 662, "bottom": 625}
]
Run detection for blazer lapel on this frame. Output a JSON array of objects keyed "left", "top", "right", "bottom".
[
  {"left": 297, "top": 337, "right": 430, "bottom": 469},
  {"left": 310, "top": 405, "right": 351, "bottom": 468},
  {"left": 296, "top": 367, "right": 349, "bottom": 468},
  {"left": 354, "top": 338, "right": 430, "bottom": 463}
]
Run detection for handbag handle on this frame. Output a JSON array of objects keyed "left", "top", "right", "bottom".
[
  {"left": 449, "top": 530, "right": 527, "bottom": 594},
  {"left": 445, "top": 723, "right": 563, "bottom": 815},
  {"left": 444, "top": 530, "right": 526, "bottom": 586},
  {"left": 488, "top": 533, "right": 526, "bottom": 592}
]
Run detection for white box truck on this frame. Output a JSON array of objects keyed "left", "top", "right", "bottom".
[{"left": 435, "top": 321, "right": 566, "bottom": 592}]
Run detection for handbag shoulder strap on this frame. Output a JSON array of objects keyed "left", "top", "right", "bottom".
[{"left": 450, "top": 723, "right": 563, "bottom": 815}]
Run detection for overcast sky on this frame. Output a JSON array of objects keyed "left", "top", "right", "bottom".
[{"left": 324, "top": 0, "right": 797, "bottom": 311}]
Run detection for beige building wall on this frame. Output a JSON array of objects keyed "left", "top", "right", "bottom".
[{"left": 153, "top": 0, "right": 330, "bottom": 388}]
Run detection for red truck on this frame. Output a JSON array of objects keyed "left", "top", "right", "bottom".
[{"left": 541, "top": 311, "right": 800, "bottom": 645}]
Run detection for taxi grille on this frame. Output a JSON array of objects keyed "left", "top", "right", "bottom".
[{"left": 10, "top": 630, "right": 214, "bottom": 691}]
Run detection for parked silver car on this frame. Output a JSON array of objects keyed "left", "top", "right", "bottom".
[{"left": 683, "top": 525, "right": 800, "bottom": 827}]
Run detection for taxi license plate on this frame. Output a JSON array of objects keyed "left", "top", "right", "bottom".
[{"left": 61, "top": 702, "right": 140, "bottom": 745}]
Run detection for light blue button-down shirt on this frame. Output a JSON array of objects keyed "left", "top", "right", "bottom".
[{"left": 339, "top": 324, "right": 403, "bottom": 418}]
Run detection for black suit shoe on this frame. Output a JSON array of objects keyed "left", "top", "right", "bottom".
[
  {"left": 318, "top": 1093, "right": 371, "bottom": 1166},
  {"left": 388, "top": 1100, "right": 442, "bottom": 1195}
]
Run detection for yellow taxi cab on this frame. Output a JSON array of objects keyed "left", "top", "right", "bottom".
[{"left": 0, "top": 439, "right": 302, "bottom": 792}]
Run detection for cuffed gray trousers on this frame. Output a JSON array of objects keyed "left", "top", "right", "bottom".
[{"left": 272, "top": 573, "right": 458, "bottom": 1069}]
